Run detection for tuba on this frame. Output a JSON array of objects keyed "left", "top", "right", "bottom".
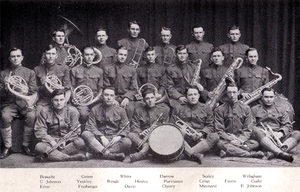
[
  {"left": 206, "top": 57, "right": 243, "bottom": 109},
  {"left": 130, "top": 38, "right": 146, "bottom": 68},
  {"left": 71, "top": 85, "right": 94, "bottom": 106},
  {"left": 44, "top": 74, "right": 64, "bottom": 93},
  {"left": 5, "top": 72, "right": 38, "bottom": 109},
  {"left": 240, "top": 67, "right": 282, "bottom": 105},
  {"left": 163, "top": 47, "right": 175, "bottom": 67},
  {"left": 135, "top": 83, "right": 169, "bottom": 104}
]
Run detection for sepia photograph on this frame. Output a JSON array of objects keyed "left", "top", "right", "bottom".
[{"left": 0, "top": 0, "right": 299, "bottom": 191}]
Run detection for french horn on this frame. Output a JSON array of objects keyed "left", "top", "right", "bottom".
[
  {"left": 71, "top": 85, "right": 94, "bottom": 106},
  {"left": 44, "top": 74, "right": 64, "bottom": 93}
]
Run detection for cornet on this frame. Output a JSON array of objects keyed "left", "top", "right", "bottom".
[
  {"left": 5, "top": 72, "right": 38, "bottom": 110},
  {"left": 44, "top": 74, "right": 64, "bottom": 93}
]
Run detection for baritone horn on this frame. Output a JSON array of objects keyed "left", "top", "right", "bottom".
[
  {"left": 5, "top": 72, "right": 38, "bottom": 109},
  {"left": 44, "top": 74, "right": 64, "bottom": 93},
  {"left": 135, "top": 83, "right": 169, "bottom": 104},
  {"left": 72, "top": 85, "right": 94, "bottom": 106}
]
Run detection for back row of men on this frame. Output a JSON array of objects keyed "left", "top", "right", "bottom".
[{"left": 0, "top": 21, "right": 299, "bottom": 164}]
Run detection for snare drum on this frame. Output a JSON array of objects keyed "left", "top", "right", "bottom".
[{"left": 148, "top": 124, "right": 184, "bottom": 162}]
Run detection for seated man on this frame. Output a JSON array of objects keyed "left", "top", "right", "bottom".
[
  {"left": 251, "top": 88, "right": 299, "bottom": 162},
  {"left": 128, "top": 88, "right": 170, "bottom": 162},
  {"left": 172, "top": 86, "right": 219, "bottom": 164},
  {"left": 82, "top": 87, "right": 132, "bottom": 161},
  {"left": 0, "top": 47, "right": 38, "bottom": 158},
  {"left": 34, "top": 89, "right": 86, "bottom": 162},
  {"left": 215, "top": 82, "right": 264, "bottom": 158}
]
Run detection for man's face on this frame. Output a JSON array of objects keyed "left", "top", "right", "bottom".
[
  {"left": 193, "top": 27, "right": 205, "bottom": 41},
  {"left": 262, "top": 90, "right": 275, "bottom": 106},
  {"left": 128, "top": 24, "right": 140, "bottom": 38},
  {"left": 103, "top": 89, "right": 115, "bottom": 105},
  {"left": 227, "top": 86, "right": 239, "bottom": 103},
  {"left": 53, "top": 31, "right": 66, "bottom": 45},
  {"left": 96, "top": 30, "right": 108, "bottom": 45},
  {"left": 228, "top": 29, "right": 241, "bottom": 43},
  {"left": 186, "top": 88, "right": 200, "bottom": 105},
  {"left": 52, "top": 94, "right": 65, "bottom": 110},
  {"left": 177, "top": 49, "right": 188, "bottom": 62},
  {"left": 144, "top": 92, "right": 156, "bottom": 108},
  {"left": 45, "top": 48, "right": 58, "bottom": 65},
  {"left": 247, "top": 50, "right": 259, "bottom": 65},
  {"left": 83, "top": 48, "right": 95, "bottom": 64},
  {"left": 161, "top": 30, "right": 172, "bottom": 44},
  {"left": 9, "top": 50, "right": 24, "bottom": 67},
  {"left": 146, "top": 50, "right": 157, "bottom": 63},
  {"left": 211, "top": 51, "right": 224, "bottom": 65},
  {"left": 117, "top": 49, "right": 128, "bottom": 63}
]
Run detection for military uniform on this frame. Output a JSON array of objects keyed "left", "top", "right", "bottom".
[
  {"left": 82, "top": 103, "right": 132, "bottom": 155},
  {"left": 117, "top": 37, "right": 149, "bottom": 66},
  {"left": 95, "top": 44, "right": 117, "bottom": 70},
  {"left": 71, "top": 63, "right": 103, "bottom": 125},
  {"left": 154, "top": 43, "right": 176, "bottom": 67},
  {"left": 215, "top": 101, "right": 260, "bottom": 157},
  {"left": 128, "top": 103, "right": 170, "bottom": 161},
  {"left": 166, "top": 60, "right": 200, "bottom": 108},
  {"left": 200, "top": 64, "right": 228, "bottom": 101},
  {"left": 103, "top": 62, "right": 138, "bottom": 119},
  {"left": 136, "top": 62, "right": 167, "bottom": 95},
  {"left": 186, "top": 41, "right": 213, "bottom": 68},
  {"left": 172, "top": 102, "right": 219, "bottom": 159},
  {"left": 34, "top": 63, "right": 71, "bottom": 115},
  {"left": 39, "top": 44, "right": 69, "bottom": 66},
  {"left": 251, "top": 103, "right": 300, "bottom": 154},
  {"left": 34, "top": 105, "right": 85, "bottom": 161},
  {"left": 0, "top": 65, "right": 37, "bottom": 152},
  {"left": 235, "top": 65, "right": 269, "bottom": 93},
  {"left": 219, "top": 42, "right": 249, "bottom": 67}
]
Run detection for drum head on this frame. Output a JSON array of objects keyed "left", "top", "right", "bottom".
[{"left": 148, "top": 124, "right": 184, "bottom": 156}]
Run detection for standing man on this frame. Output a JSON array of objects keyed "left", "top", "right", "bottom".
[
  {"left": 128, "top": 88, "right": 170, "bottom": 162},
  {"left": 103, "top": 46, "right": 138, "bottom": 120},
  {"left": 71, "top": 46, "right": 103, "bottom": 127},
  {"left": 219, "top": 25, "right": 249, "bottom": 67},
  {"left": 186, "top": 24, "right": 213, "bottom": 68},
  {"left": 35, "top": 45, "right": 71, "bottom": 116},
  {"left": 154, "top": 27, "right": 176, "bottom": 67},
  {"left": 82, "top": 87, "right": 132, "bottom": 161},
  {"left": 34, "top": 89, "right": 86, "bottom": 162},
  {"left": 172, "top": 86, "right": 219, "bottom": 164},
  {"left": 215, "top": 82, "right": 264, "bottom": 158},
  {"left": 251, "top": 88, "right": 299, "bottom": 162},
  {"left": 136, "top": 46, "right": 167, "bottom": 98},
  {"left": 95, "top": 28, "right": 117, "bottom": 70},
  {"left": 0, "top": 48, "right": 38, "bottom": 158},
  {"left": 200, "top": 47, "right": 228, "bottom": 102},
  {"left": 117, "top": 21, "right": 149, "bottom": 67},
  {"left": 166, "top": 45, "right": 203, "bottom": 109},
  {"left": 235, "top": 48, "right": 269, "bottom": 100}
]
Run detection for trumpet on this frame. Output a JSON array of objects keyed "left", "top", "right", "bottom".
[
  {"left": 174, "top": 115, "right": 204, "bottom": 141},
  {"left": 260, "top": 122, "right": 287, "bottom": 150},
  {"left": 130, "top": 38, "right": 146, "bottom": 68},
  {"left": 71, "top": 85, "right": 94, "bottom": 106},
  {"left": 44, "top": 74, "right": 64, "bottom": 93},
  {"left": 5, "top": 72, "right": 38, "bottom": 109}
]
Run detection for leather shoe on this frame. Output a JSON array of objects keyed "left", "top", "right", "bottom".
[
  {"left": 68, "top": 153, "right": 86, "bottom": 161},
  {"left": 278, "top": 152, "right": 293, "bottom": 163},
  {"left": 191, "top": 153, "right": 204, "bottom": 164},
  {"left": 106, "top": 153, "right": 125, "bottom": 161},
  {"left": 129, "top": 152, "right": 147, "bottom": 163},
  {"left": 23, "top": 146, "right": 35, "bottom": 156},
  {"left": 1, "top": 147, "right": 12, "bottom": 159}
]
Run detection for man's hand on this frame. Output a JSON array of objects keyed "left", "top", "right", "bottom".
[
  {"left": 178, "top": 96, "right": 187, "bottom": 104},
  {"left": 241, "top": 92, "right": 251, "bottom": 100},
  {"left": 155, "top": 93, "right": 162, "bottom": 100},
  {"left": 208, "top": 92, "right": 214, "bottom": 98},
  {"left": 110, "top": 136, "right": 121, "bottom": 145},
  {"left": 120, "top": 98, "right": 129, "bottom": 108},
  {"left": 112, "top": 99, "right": 119, "bottom": 107},
  {"left": 101, "top": 136, "right": 109, "bottom": 147},
  {"left": 274, "top": 131, "right": 284, "bottom": 139},
  {"left": 187, "top": 132, "right": 203, "bottom": 142},
  {"left": 230, "top": 139, "right": 242, "bottom": 146}
]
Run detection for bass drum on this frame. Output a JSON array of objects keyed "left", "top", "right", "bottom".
[
  {"left": 148, "top": 124, "right": 184, "bottom": 162},
  {"left": 275, "top": 93, "right": 294, "bottom": 122}
]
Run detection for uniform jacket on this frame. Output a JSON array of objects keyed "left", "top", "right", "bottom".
[
  {"left": 131, "top": 103, "right": 170, "bottom": 134},
  {"left": 219, "top": 42, "right": 249, "bottom": 67},
  {"left": 85, "top": 103, "right": 129, "bottom": 137},
  {"left": 186, "top": 41, "right": 213, "bottom": 68},
  {"left": 95, "top": 44, "right": 117, "bottom": 70},
  {"left": 215, "top": 101, "right": 253, "bottom": 142},
  {"left": 34, "top": 105, "right": 81, "bottom": 143},
  {"left": 39, "top": 44, "right": 70, "bottom": 66}
]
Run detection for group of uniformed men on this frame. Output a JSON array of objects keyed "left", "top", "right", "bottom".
[{"left": 0, "top": 21, "right": 299, "bottom": 165}]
